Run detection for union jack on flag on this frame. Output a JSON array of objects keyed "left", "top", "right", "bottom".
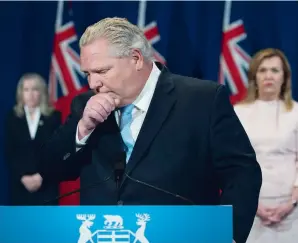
[
  {"left": 49, "top": 0, "right": 88, "bottom": 121},
  {"left": 218, "top": 0, "right": 251, "bottom": 104},
  {"left": 48, "top": 0, "right": 87, "bottom": 205},
  {"left": 137, "top": 0, "right": 166, "bottom": 64}
]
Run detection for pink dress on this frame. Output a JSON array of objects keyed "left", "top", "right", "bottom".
[{"left": 234, "top": 100, "right": 298, "bottom": 243}]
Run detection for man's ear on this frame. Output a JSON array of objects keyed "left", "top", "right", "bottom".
[{"left": 131, "top": 48, "right": 143, "bottom": 71}]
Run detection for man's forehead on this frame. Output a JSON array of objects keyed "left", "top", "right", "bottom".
[
  {"left": 80, "top": 51, "right": 113, "bottom": 71},
  {"left": 80, "top": 52, "right": 110, "bottom": 68},
  {"left": 81, "top": 38, "right": 109, "bottom": 54},
  {"left": 81, "top": 49, "right": 105, "bottom": 59}
]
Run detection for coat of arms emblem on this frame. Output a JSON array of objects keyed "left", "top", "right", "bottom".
[{"left": 76, "top": 213, "right": 151, "bottom": 243}]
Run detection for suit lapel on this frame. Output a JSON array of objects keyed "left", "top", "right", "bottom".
[
  {"left": 123, "top": 67, "right": 176, "bottom": 178},
  {"left": 34, "top": 115, "right": 44, "bottom": 141},
  {"left": 20, "top": 115, "right": 32, "bottom": 140}
]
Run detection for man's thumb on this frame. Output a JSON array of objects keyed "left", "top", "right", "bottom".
[{"left": 114, "top": 98, "right": 120, "bottom": 106}]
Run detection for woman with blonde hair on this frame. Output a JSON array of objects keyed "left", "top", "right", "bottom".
[
  {"left": 234, "top": 48, "right": 298, "bottom": 242},
  {"left": 4, "top": 73, "right": 61, "bottom": 205}
]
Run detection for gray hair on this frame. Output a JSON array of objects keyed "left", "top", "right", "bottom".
[
  {"left": 79, "top": 17, "right": 153, "bottom": 61},
  {"left": 13, "top": 73, "right": 54, "bottom": 117}
]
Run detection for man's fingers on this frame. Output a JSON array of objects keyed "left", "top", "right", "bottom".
[
  {"left": 89, "top": 94, "right": 117, "bottom": 118},
  {"left": 94, "top": 99, "right": 114, "bottom": 115},
  {"left": 105, "top": 92, "right": 120, "bottom": 104},
  {"left": 97, "top": 92, "right": 120, "bottom": 109},
  {"left": 87, "top": 108, "right": 105, "bottom": 122},
  {"left": 81, "top": 92, "right": 120, "bottom": 132}
]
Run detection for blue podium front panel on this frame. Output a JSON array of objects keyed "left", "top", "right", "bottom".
[{"left": 0, "top": 205, "right": 232, "bottom": 243}]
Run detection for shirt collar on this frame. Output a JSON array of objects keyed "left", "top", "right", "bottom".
[
  {"left": 132, "top": 62, "right": 161, "bottom": 113},
  {"left": 24, "top": 105, "right": 40, "bottom": 116}
]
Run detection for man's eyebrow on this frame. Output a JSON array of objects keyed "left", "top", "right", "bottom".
[
  {"left": 95, "top": 65, "right": 112, "bottom": 71},
  {"left": 82, "top": 65, "right": 112, "bottom": 73}
]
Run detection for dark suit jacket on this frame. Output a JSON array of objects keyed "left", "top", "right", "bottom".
[
  {"left": 38, "top": 64, "right": 262, "bottom": 243},
  {"left": 4, "top": 108, "right": 61, "bottom": 205}
]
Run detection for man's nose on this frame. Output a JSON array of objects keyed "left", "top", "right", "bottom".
[{"left": 89, "top": 76, "right": 103, "bottom": 90}]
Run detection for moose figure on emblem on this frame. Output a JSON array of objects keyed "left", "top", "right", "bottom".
[
  {"left": 133, "top": 213, "right": 151, "bottom": 243},
  {"left": 77, "top": 214, "right": 96, "bottom": 243}
]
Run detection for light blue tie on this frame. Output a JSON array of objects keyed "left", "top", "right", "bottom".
[{"left": 119, "top": 104, "right": 135, "bottom": 162}]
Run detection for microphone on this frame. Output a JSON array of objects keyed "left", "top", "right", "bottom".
[
  {"left": 42, "top": 175, "right": 112, "bottom": 205},
  {"left": 43, "top": 152, "right": 194, "bottom": 205},
  {"left": 114, "top": 152, "right": 126, "bottom": 201},
  {"left": 114, "top": 152, "right": 126, "bottom": 190},
  {"left": 124, "top": 173, "right": 195, "bottom": 205},
  {"left": 43, "top": 152, "right": 126, "bottom": 205}
]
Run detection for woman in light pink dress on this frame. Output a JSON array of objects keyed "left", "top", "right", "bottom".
[{"left": 234, "top": 48, "right": 298, "bottom": 242}]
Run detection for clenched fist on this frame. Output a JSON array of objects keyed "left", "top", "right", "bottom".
[
  {"left": 78, "top": 93, "right": 120, "bottom": 139},
  {"left": 21, "top": 173, "right": 43, "bottom": 192}
]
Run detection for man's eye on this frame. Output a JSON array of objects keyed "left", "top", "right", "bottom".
[{"left": 97, "top": 69, "right": 109, "bottom": 74}]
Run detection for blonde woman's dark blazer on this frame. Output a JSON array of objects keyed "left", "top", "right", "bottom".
[{"left": 4, "top": 108, "right": 61, "bottom": 205}]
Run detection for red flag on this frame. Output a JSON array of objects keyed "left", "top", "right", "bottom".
[
  {"left": 49, "top": 0, "right": 88, "bottom": 205},
  {"left": 218, "top": 1, "right": 252, "bottom": 195},
  {"left": 218, "top": 0, "right": 251, "bottom": 105}
]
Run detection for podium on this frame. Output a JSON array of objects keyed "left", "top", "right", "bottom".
[{"left": 0, "top": 205, "right": 232, "bottom": 243}]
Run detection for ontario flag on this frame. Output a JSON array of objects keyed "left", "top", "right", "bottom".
[
  {"left": 49, "top": 0, "right": 88, "bottom": 205},
  {"left": 218, "top": 0, "right": 251, "bottom": 105},
  {"left": 137, "top": 0, "right": 166, "bottom": 64}
]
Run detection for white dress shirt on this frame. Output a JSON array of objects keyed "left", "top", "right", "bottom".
[
  {"left": 75, "top": 62, "right": 161, "bottom": 148},
  {"left": 24, "top": 105, "right": 41, "bottom": 140}
]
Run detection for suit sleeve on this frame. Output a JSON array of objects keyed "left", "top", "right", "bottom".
[
  {"left": 37, "top": 96, "right": 92, "bottom": 183},
  {"left": 52, "top": 110, "right": 62, "bottom": 130},
  {"left": 210, "top": 85, "right": 262, "bottom": 243}
]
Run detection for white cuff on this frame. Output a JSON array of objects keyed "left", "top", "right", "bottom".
[{"left": 75, "top": 125, "right": 94, "bottom": 151}]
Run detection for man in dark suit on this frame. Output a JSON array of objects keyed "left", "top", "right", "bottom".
[{"left": 22, "top": 17, "right": 262, "bottom": 243}]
